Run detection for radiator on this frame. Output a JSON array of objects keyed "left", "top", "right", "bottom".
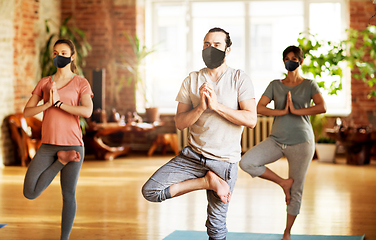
[{"left": 176, "top": 115, "right": 274, "bottom": 153}]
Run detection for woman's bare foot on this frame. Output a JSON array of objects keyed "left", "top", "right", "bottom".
[
  {"left": 204, "top": 171, "right": 231, "bottom": 203},
  {"left": 281, "top": 231, "right": 292, "bottom": 240},
  {"left": 57, "top": 150, "right": 81, "bottom": 165},
  {"left": 281, "top": 178, "right": 293, "bottom": 205}
]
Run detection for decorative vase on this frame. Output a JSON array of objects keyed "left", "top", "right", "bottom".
[
  {"left": 315, "top": 143, "right": 337, "bottom": 163},
  {"left": 145, "top": 107, "right": 160, "bottom": 123}
]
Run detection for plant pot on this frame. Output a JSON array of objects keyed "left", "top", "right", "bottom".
[
  {"left": 315, "top": 143, "right": 337, "bottom": 163},
  {"left": 343, "top": 142, "right": 373, "bottom": 165},
  {"left": 145, "top": 107, "right": 160, "bottom": 123}
]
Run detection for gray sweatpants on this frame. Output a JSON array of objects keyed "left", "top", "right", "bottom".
[
  {"left": 239, "top": 137, "right": 315, "bottom": 216},
  {"left": 23, "top": 143, "right": 84, "bottom": 240},
  {"left": 142, "top": 146, "right": 238, "bottom": 240}
]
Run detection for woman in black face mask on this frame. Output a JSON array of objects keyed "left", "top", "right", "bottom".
[
  {"left": 239, "top": 45, "right": 327, "bottom": 240},
  {"left": 23, "top": 39, "right": 93, "bottom": 240}
]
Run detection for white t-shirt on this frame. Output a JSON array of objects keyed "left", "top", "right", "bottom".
[{"left": 176, "top": 67, "right": 255, "bottom": 163}]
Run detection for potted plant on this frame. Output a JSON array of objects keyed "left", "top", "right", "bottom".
[
  {"left": 120, "top": 33, "right": 158, "bottom": 122},
  {"left": 298, "top": 26, "right": 376, "bottom": 162},
  {"left": 310, "top": 114, "right": 337, "bottom": 162},
  {"left": 298, "top": 33, "right": 343, "bottom": 162},
  {"left": 315, "top": 137, "right": 337, "bottom": 163},
  {"left": 298, "top": 25, "right": 376, "bottom": 97},
  {"left": 345, "top": 26, "right": 376, "bottom": 98},
  {"left": 297, "top": 32, "right": 344, "bottom": 96}
]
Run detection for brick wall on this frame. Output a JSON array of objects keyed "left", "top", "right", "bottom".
[
  {"left": 61, "top": 0, "right": 140, "bottom": 115},
  {"left": 0, "top": 0, "right": 60, "bottom": 166},
  {"left": 347, "top": 0, "right": 376, "bottom": 126},
  {"left": 13, "top": 0, "right": 40, "bottom": 113},
  {"left": 0, "top": 1, "right": 16, "bottom": 166},
  {"left": 1, "top": 0, "right": 41, "bottom": 166}
]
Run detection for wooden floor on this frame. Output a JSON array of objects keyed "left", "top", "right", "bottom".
[{"left": 0, "top": 153, "right": 375, "bottom": 240}]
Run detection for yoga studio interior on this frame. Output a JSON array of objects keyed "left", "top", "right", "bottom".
[{"left": 0, "top": 0, "right": 376, "bottom": 239}]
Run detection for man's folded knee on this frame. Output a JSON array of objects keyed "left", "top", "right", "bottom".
[
  {"left": 142, "top": 183, "right": 159, "bottom": 202},
  {"left": 209, "top": 237, "right": 226, "bottom": 240},
  {"left": 142, "top": 184, "right": 170, "bottom": 202},
  {"left": 23, "top": 190, "right": 37, "bottom": 200}
]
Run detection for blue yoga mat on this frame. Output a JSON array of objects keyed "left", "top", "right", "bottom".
[
  {"left": 0, "top": 224, "right": 7, "bottom": 229},
  {"left": 163, "top": 230, "right": 365, "bottom": 240}
]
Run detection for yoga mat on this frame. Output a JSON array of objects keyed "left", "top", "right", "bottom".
[
  {"left": 163, "top": 230, "right": 365, "bottom": 240},
  {"left": 0, "top": 224, "right": 7, "bottom": 229}
]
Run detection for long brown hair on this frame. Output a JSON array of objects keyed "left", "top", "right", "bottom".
[{"left": 54, "top": 39, "right": 78, "bottom": 74}]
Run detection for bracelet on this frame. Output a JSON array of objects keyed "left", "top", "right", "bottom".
[
  {"left": 53, "top": 100, "right": 60, "bottom": 107},
  {"left": 58, "top": 102, "right": 63, "bottom": 108}
]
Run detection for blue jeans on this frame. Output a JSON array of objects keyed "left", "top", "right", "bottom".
[{"left": 142, "top": 146, "right": 238, "bottom": 240}]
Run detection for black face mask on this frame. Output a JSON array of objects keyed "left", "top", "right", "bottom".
[
  {"left": 53, "top": 55, "right": 71, "bottom": 68},
  {"left": 202, "top": 46, "right": 226, "bottom": 69},
  {"left": 284, "top": 60, "right": 299, "bottom": 71}
]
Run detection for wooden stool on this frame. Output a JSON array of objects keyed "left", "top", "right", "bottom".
[{"left": 148, "top": 133, "right": 179, "bottom": 156}]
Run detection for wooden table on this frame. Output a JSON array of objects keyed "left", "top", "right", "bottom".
[{"left": 85, "top": 121, "right": 163, "bottom": 160}]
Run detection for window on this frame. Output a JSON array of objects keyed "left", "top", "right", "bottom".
[{"left": 145, "top": 0, "right": 350, "bottom": 115}]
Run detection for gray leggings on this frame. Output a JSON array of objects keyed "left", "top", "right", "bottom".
[
  {"left": 23, "top": 144, "right": 84, "bottom": 240},
  {"left": 142, "top": 146, "right": 238, "bottom": 240},
  {"left": 239, "top": 138, "right": 315, "bottom": 216}
]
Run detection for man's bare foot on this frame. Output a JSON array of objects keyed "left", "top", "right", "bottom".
[
  {"left": 281, "top": 178, "right": 293, "bottom": 205},
  {"left": 57, "top": 150, "right": 81, "bottom": 165},
  {"left": 204, "top": 171, "right": 231, "bottom": 204},
  {"left": 281, "top": 231, "right": 291, "bottom": 240}
]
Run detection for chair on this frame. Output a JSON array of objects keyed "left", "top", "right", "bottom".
[{"left": 7, "top": 113, "right": 42, "bottom": 166}]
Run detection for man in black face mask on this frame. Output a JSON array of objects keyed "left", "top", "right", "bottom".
[{"left": 142, "top": 28, "right": 257, "bottom": 240}]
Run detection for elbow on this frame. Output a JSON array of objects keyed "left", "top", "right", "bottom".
[
  {"left": 174, "top": 115, "right": 185, "bottom": 131},
  {"left": 245, "top": 119, "right": 257, "bottom": 129},
  {"left": 23, "top": 109, "right": 31, "bottom": 118},
  {"left": 175, "top": 120, "right": 186, "bottom": 131},
  {"left": 82, "top": 108, "right": 93, "bottom": 119},
  {"left": 256, "top": 106, "right": 263, "bottom": 114},
  {"left": 244, "top": 112, "right": 257, "bottom": 129},
  {"left": 82, "top": 114, "right": 92, "bottom": 119},
  {"left": 82, "top": 112, "right": 92, "bottom": 119},
  {"left": 321, "top": 103, "right": 327, "bottom": 114}
]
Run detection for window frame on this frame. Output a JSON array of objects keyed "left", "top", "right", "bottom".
[{"left": 145, "top": 0, "right": 350, "bottom": 116}]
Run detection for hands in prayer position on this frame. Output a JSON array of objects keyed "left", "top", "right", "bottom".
[
  {"left": 283, "top": 91, "right": 297, "bottom": 115},
  {"left": 199, "top": 82, "right": 219, "bottom": 111},
  {"left": 49, "top": 82, "right": 60, "bottom": 107}
]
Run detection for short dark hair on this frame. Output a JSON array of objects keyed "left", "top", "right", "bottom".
[
  {"left": 208, "top": 27, "right": 232, "bottom": 48},
  {"left": 282, "top": 45, "right": 304, "bottom": 62}
]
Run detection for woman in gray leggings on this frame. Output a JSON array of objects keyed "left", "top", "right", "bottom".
[
  {"left": 23, "top": 39, "right": 93, "bottom": 240},
  {"left": 239, "top": 45, "right": 327, "bottom": 240}
]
